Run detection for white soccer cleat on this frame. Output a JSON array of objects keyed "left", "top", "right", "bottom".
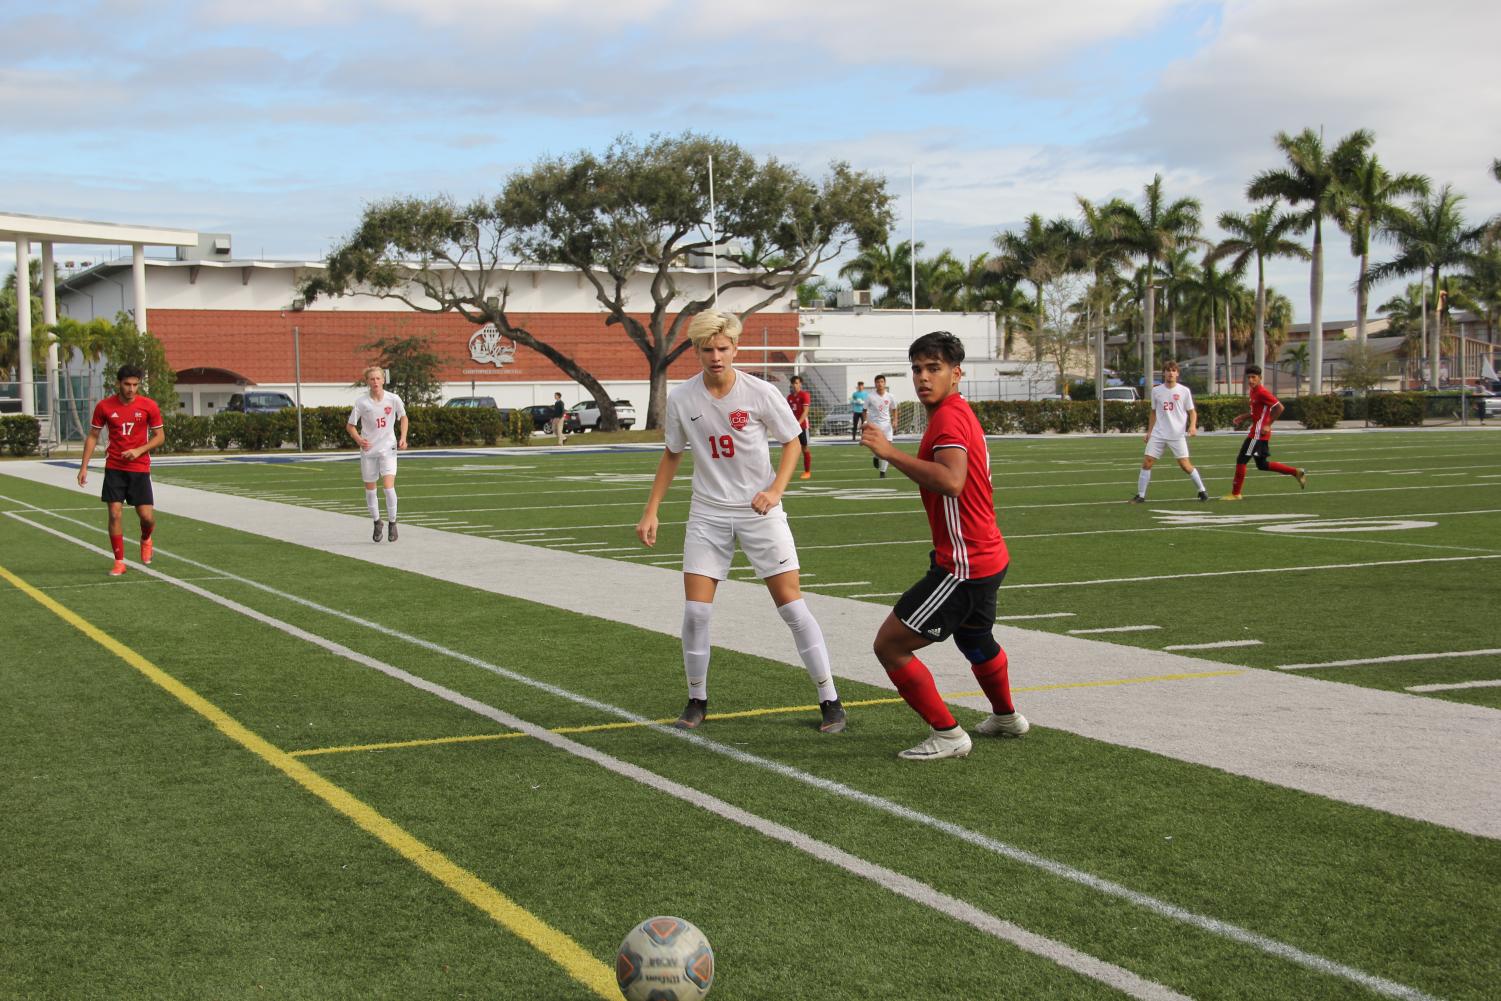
[
  {"left": 975, "top": 712, "right": 1030, "bottom": 738},
  {"left": 898, "top": 726, "right": 972, "bottom": 761}
]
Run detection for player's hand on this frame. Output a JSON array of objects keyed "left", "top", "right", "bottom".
[
  {"left": 636, "top": 513, "right": 658, "bottom": 548},
  {"left": 120, "top": 448, "right": 139, "bottom": 461},
  {"left": 1230, "top": 414, "right": 1246, "bottom": 427},
  {"left": 1142, "top": 432, "right": 1150, "bottom": 443},
  {"left": 77, "top": 467, "right": 88, "bottom": 487},
  {"left": 1188, "top": 427, "right": 1197, "bottom": 437},
  {"left": 398, "top": 438, "right": 408, "bottom": 450},
  {"left": 751, "top": 489, "right": 780, "bottom": 515},
  {"left": 860, "top": 425, "right": 892, "bottom": 457},
  {"left": 358, "top": 436, "right": 371, "bottom": 450}
]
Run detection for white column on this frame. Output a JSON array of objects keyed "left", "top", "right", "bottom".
[
  {"left": 132, "top": 243, "right": 148, "bottom": 333},
  {"left": 41, "top": 242, "right": 58, "bottom": 432},
  {"left": 15, "top": 237, "right": 33, "bottom": 416}
]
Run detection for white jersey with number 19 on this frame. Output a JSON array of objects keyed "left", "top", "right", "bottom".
[{"left": 664, "top": 371, "right": 802, "bottom": 513}]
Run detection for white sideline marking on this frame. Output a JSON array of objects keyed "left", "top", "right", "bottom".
[
  {"left": 1278, "top": 649, "right": 1501, "bottom": 671},
  {"left": 998, "top": 612, "right": 1077, "bottom": 621},
  {"left": 801, "top": 581, "right": 872, "bottom": 589},
  {"left": 6, "top": 507, "right": 1444, "bottom": 1001},
  {"left": 6, "top": 514, "right": 1187, "bottom": 1001},
  {"left": 1068, "top": 625, "right": 1162, "bottom": 635},
  {"left": 1007, "top": 554, "right": 1501, "bottom": 589},
  {"left": 849, "top": 592, "right": 903, "bottom": 598},
  {"left": 1163, "top": 640, "right": 1264, "bottom": 652},
  {"left": 1407, "top": 679, "right": 1501, "bottom": 693}
]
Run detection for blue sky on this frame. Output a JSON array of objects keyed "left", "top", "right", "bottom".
[{"left": 5, "top": 0, "right": 1499, "bottom": 319}]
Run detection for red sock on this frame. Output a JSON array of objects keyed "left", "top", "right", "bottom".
[
  {"left": 972, "top": 650, "right": 1015, "bottom": 715},
  {"left": 1267, "top": 461, "right": 1298, "bottom": 476},
  {"left": 140, "top": 521, "right": 154, "bottom": 541},
  {"left": 1232, "top": 464, "right": 1247, "bottom": 495},
  {"left": 803, "top": 449, "right": 812, "bottom": 473},
  {"left": 110, "top": 535, "right": 125, "bottom": 560},
  {"left": 887, "top": 656, "right": 956, "bottom": 730}
]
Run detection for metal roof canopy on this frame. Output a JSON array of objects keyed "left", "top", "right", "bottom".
[{"left": 0, "top": 211, "right": 198, "bottom": 247}]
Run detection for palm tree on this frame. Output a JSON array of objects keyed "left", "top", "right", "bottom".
[
  {"left": 1158, "top": 244, "right": 1199, "bottom": 364},
  {"left": 913, "top": 249, "right": 966, "bottom": 310},
  {"left": 1075, "top": 196, "right": 1129, "bottom": 420},
  {"left": 1179, "top": 253, "right": 1243, "bottom": 394},
  {"left": 838, "top": 240, "right": 921, "bottom": 307},
  {"left": 1247, "top": 127, "right": 1374, "bottom": 393},
  {"left": 1283, "top": 342, "right": 1310, "bottom": 395},
  {"left": 49, "top": 316, "right": 112, "bottom": 436},
  {"left": 1213, "top": 203, "right": 1310, "bottom": 371},
  {"left": 1366, "top": 186, "right": 1481, "bottom": 386},
  {"left": 1110, "top": 175, "right": 1202, "bottom": 391},
  {"left": 992, "top": 214, "right": 1076, "bottom": 348},
  {"left": 1337, "top": 155, "right": 1429, "bottom": 346},
  {"left": 984, "top": 277, "right": 1031, "bottom": 359}
]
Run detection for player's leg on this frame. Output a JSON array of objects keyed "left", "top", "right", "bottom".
[
  {"left": 799, "top": 429, "right": 811, "bottom": 478},
  {"left": 676, "top": 516, "right": 732, "bottom": 728},
  {"left": 1259, "top": 441, "right": 1303, "bottom": 483},
  {"left": 135, "top": 499, "right": 156, "bottom": 565},
  {"left": 874, "top": 424, "right": 891, "bottom": 476},
  {"left": 1134, "top": 441, "right": 1161, "bottom": 501},
  {"left": 104, "top": 493, "right": 127, "bottom": 574},
  {"left": 952, "top": 571, "right": 1028, "bottom": 737},
  {"left": 360, "top": 450, "right": 383, "bottom": 541},
  {"left": 881, "top": 568, "right": 973, "bottom": 759},
  {"left": 1172, "top": 440, "right": 1207, "bottom": 500},
  {"left": 1224, "top": 437, "right": 1252, "bottom": 499},
  {"left": 381, "top": 460, "right": 399, "bottom": 541}
]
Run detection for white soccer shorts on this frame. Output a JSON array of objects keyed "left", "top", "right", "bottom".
[
  {"left": 359, "top": 447, "right": 398, "bottom": 481},
  {"left": 682, "top": 508, "right": 800, "bottom": 580},
  {"left": 868, "top": 422, "right": 892, "bottom": 440},
  {"left": 1144, "top": 435, "right": 1189, "bottom": 460}
]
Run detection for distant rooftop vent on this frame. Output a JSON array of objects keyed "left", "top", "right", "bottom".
[{"left": 177, "top": 232, "right": 232, "bottom": 262}]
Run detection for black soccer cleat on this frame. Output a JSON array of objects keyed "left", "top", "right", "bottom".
[
  {"left": 388, "top": 520, "right": 398, "bottom": 542},
  {"left": 818, "top": 698, "right": 847, "bottom": 734},
  {"left": 674, "top": 697, "right": 708, "bottom": 730},
  {"left": 1198, "top": 490, "right": 1209, "bottom": 502},
  {"left": 372, "top": 520, "right": 384, "bottom": 543},
  {"left": 1128, "top": 495, "right": 1145, "bottom": 504}
]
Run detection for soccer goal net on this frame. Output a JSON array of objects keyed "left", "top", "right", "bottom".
[{"left": 745, "top": 360, "right": 929, "bottom": 438}]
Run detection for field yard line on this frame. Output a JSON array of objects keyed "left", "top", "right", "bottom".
[
  {"left": 1005, "top": 553, "right": 1501, "bottom": 589},
  {"left": 1068, "top": 625, "right": 1162, "bottom": 635},
  {"left": 1163, "top": 641, "right": 1264, "bottom": 652},
  {"left": 0, "top": 557, "right": 620, "bottom": 1001},
  {"left": 1407, "top": 679, "right": 1501, "bottom": 692},
  {"left": 5, "top": 518, "right": 1192, "bottom": 1001},
  {"left": 1189, "top": 524, "right": 1501, "bottom": 557},
  {"left": 1278, "top": 649, "right": 1501, "bottom": 671},
  {"left": 4, "top": 464, "right": 1500, "bottom": 845},
  {"left": 999, "top": 612, "right": 1077, "bottom": 621}
]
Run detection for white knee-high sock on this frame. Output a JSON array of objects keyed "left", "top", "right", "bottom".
[
  {"left": 682, "top": 601, "right": 713, "bottom": 700},
  {"left": 878, "top": 458, "right": 889, "bottom": 474},
  {"left": 1189, "top": 469, "right": 1205, "bottom": 492},
  {"left": 383, "top": 487, "right": 398, "bottom": 521},
  {"left": 777, "top": 598, "right": 838, "bottom": 701},
  {"left": 365, "top": 488, "right": 380, "bottom": 520},
  {"left": 1137, "top": 468, "right": 1152, "bottom": 498}
]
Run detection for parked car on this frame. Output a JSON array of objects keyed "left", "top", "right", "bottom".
[
  {"left": 522, "top": 404, "right": 581, "bottom": 434},
  {"left": 819, "top": 404, "right": 853, "bottom": 436},
  {"left": 1471, "top": 388, "right": 1501, "bottom": 419},
  {"left": 225, "top": 391, "right": 296, "bottom": 414},
  {"left": 444, "top": 396, "right": 499, "bottom": 408},
  {"left": 1101, "top": 386, "right": 1140, "bottom": 403},
  {"left": 568, "top": 398, "right": 637, "bottom": 431}
]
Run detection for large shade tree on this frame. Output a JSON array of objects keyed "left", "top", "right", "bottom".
[
  {"left": 1110, "top": 175, "right": 1202, "bottom": 392},
  {"left": 1247, "top": 127, "right": 1373, "bottom": 393},
  {"left": 1212, "top": 202, "right": 1309, "bottom": 370},
  {"left": 305, "top": 133, "right": 893, "bottom": 429}
]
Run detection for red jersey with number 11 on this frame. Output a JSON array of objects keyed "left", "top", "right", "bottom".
[
  {"left": 90, "top": 394, "right": 163, "bottom": 473},
  {"left": 918, "top": 393, "right": 1007, "bottom": 580}
]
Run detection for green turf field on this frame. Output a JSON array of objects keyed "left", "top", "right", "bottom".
[{"left": 1, "top": 428, "right": 1499, "bottom": 1000}]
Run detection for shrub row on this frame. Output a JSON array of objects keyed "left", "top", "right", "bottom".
[
  {"left": 0, "top": 414, "right": 40, "bottom": 456},
  {"left": 157, "top": 406, "right": 512, "bottom": 454},
  {"left": 966, "top": 396, "right": 1250, "bottom": 435},
  {"left": 1367, "top": 393, "right": 1425, "bottom": 427}
]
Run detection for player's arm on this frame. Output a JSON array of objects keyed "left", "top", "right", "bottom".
[
  {"left": 1230, "top": 408, "right": 1252, "bottom": 427},
  {"left": 347, "top": 419, "right": 369, "bottom": 449},
  {"left": 77, "top": 427, "right": 101, "bottom": 486},
  {"left": 1268, "top": 401, "right": 1284, "bottom": 421},
  {"left": 123, "top": 425, "right": 165, "bottom": 462},
  {"left": 867, "top": 433, "right": 967, "bottom": 497},
  {"left": 1144, "top": 406, "right": 1156, "bottom": 442},
  {"left": 636, "top": 448, "right": 685, "bottom": 547},
  {"left": 398, "top": 413, "right": 409, "bottom": 449},
  {"left": 752, "top": 438, "right": 802, "bottom": 515},
  {"left": 1186, "top": 404, "right": 1198, "bottom": 436}
]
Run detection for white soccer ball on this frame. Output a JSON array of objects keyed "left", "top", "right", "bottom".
[{"left": 615, "top": 915, "right": 715, "bottom": 1001}]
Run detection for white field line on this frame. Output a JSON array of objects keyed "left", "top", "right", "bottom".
[
  {"left": 1407, "top": 679, "right": 1501, "bottom": 693},
  {"left": 5, "top": 515, "right": 1186, "bottom": 1001},
  {"left": 997, "top": 613, "right": 1077, "bottom": 621},
  {"left": 849, "top": 592, "right": 904, "bottom": 598},
  {"left": 1163, "top": 640, "right": 1264, "bottom": 652},
  {"left": 7, "top": 575, "right": 233, "bottom": 592},
  {"left": 4, "top": 506, "right": 1443, "bottom": 1001},
  {"left": 1068, "top": 625, "right": 1162, "bottom": 635},
  {"left": 1005, "top": 554, "right": 1501, "bottom": 590},
  {"left": 800, "top": 581, "right": 872, "bottom": 589},
  {"left": 1278, "top": 649, "right": 1501, "bottom": 671}
]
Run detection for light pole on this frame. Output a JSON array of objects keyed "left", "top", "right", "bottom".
[{"left": 290, "top": 298, "right": 306, "bottom": 451}]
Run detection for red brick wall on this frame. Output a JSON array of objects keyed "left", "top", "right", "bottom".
[{"left": 149, "top": 310, "right": 799, "bottom": 384}]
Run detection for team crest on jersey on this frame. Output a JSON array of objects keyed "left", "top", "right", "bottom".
[
  {"left": 729, "top": 409, "right": 749, "bottom": 430},
  {"left": 383, "top": 406, "right": 392, "bottom": 415}
]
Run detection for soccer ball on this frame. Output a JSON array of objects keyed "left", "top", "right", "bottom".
[{"left": 615, "top": 915, "right": 715, "bottom": 1001}]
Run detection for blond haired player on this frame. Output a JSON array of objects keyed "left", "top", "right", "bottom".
[
  {"left": 1130, "top": 360, "right": 1208, "bottom": 503},
  {"left": 347, "top": 366, "right": 408, "bottom": 542},
  {"left": 636, "top": 310, "right": 845, "bottom": 734}
]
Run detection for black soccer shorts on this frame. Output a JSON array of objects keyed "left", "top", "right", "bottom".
[
  {"left": 1235, "top": 437, "right": 1271, "bottom": 466},
  {"left": 101, "top": 469, "right": 154, "bottom": 507},
  {"left": 893, "top": 554, "right": 1008, "bottom": 643}
]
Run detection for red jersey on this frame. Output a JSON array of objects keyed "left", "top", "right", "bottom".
[
  {"left": 917, "top": 393, "right": 1007, "bottom": 580},
  {"left": 1246, "top": 383, "right": 1280, "bottom": 440},
  {"left": 90, "top": 394, "right": 164, "bottom": 472},
  {"left": 786, "top": 389, "right": 811, "bottom": 428}
]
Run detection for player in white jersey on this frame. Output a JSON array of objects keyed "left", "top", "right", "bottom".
[
  {"left": 864, "top": 374, "right": 895, "bottom": 477},
  {"left": 347, "top": 366, "right": 409, "bottom": 542},
  {"left": 1130, "top": 360, "right": 1207, "bottom": 503},
  {"left": 637, "top": 309, "right": 845, "bottom": 735}
]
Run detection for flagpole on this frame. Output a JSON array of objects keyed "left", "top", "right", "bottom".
[
  {"left": 708, "top": 155, "right": 719, "bottom": 308},
  {"left": 910, "top": 164, "right": 917, "bottom": 338}
]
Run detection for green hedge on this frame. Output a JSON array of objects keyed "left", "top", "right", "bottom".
[
  {"left": 160, "top": 415, "right": 212, "bottom": 453},
  {"left": 184, "top": 406, "right": 513, "bottom": 452},
  {"left": 0, "top": 414, "right": 40, "bottom": 456},
  {"left": 1283, "top": 394, "right": 1344, "bottom": 430},
  {"left": 960, "top": 396, "right": 1257, "bottom": 435},
  {"left": 1191, "top": 397, "right": 1245, "bottom": 432},
  {"left": 1369, "top": 393, "right": 1425, "bottom": 427}
]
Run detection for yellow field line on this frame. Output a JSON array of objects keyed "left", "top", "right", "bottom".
[
  {"left": 292, "top": 669, "right": 1246, "bottom": 758},
  {"left": 0, "top": 561, "right": 617, "bottom": 999}
]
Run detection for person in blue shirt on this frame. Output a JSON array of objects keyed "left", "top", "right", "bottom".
[{"left": 849, "top": 381, "right": 868, "bottom": 441}]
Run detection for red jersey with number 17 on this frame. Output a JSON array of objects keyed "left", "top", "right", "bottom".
[
  {"left": 1247, "top": 383, "right": 1280, "bottom": 441},
  {"left": 918, "top": 393, "right": 1007, "bottom": 580},
  {"left": 786, "top": 389, "right": 811, "bottom": 428},
  {"left": 90, "top": 394, "right": 164, "bottom": 473}
]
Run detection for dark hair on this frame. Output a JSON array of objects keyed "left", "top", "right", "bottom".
[
  {"left": 789, "top": 375, "right": 802, "bottom": 385},
  {"left": 908, "top": 330, "right": 964, "bottom": 366},
  {"left": 1162, "top": 360, "right": 1179, "bottom": 372},
  {"left": 116, "top": 364, "right": 144, "bottom": 382},
  {"left": 1245, "top": 364, "right": 1263, "bottom": 377}
]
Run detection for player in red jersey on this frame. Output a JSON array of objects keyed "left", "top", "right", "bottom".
[
  {"left": 1222, "top": 365, "right": 1307, "bottom": 500},
  {"left": 861, "top": 331, "right": 1027, "bottom": 760},
  {"left": 77, "top": 365, "right": 166, "bottom": 576},
  {"left": 786, "top": 375, "right": 813, "bottom": 479}
]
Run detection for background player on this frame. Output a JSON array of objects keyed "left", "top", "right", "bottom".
[
  {"left": 861, "top": 331, "right": 1026, "bottom": 761},
  {"left": 1131, "top": 360, "right": 1207, "bottom": 502},
  {"left": 865, "top": 374, "right": 895, "bottom": 477},
  {"left": 786, "top": 374, "right": 813, "bottom": 479},
  {"left": 637, "top": 310, "right": 844, "bottom": 734},
  {"left": 1224, "top": 365, "right": 1306, "bottom": 500},
  {"left": 76, "top": 365, "right": 165, "bottom": 576},
  {"left": 347, "top": 366, "right": 408, "bottom": 541},
  {"left": 849, "top": 380, "right": 867, "bottom": 441}
]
